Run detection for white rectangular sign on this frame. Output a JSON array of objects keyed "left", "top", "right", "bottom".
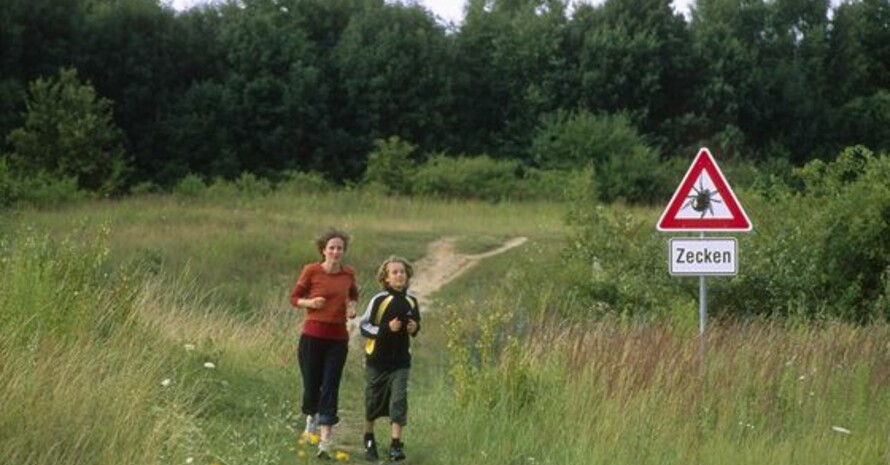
[{"left": 669, "top": 238, "right": 737, "bottom": 275}]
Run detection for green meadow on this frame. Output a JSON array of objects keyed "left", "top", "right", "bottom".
[{"left": 1, "top": 189, "right": 888, "bottom": 465}]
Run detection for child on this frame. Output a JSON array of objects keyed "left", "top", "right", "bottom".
[{"left": 359, "top": 256, "right": 421, "bottom": 462}]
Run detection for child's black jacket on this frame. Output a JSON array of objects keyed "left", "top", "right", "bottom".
[{"left": 359, "top": 287, "right": 421, "bottom": 370}]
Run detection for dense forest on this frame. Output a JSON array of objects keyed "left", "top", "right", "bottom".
[{"left": 1, "top": 0, "right": 888, "bottom": 199}]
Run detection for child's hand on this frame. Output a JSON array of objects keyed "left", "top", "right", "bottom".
[
  {"left": 388, "top": 318, "right": 403, "bottom": 332},
  {"left": 407, "top": 319, "right": 418, "bottom": 335},
  {"left": 305, "top": 297, "right": 326, "bottom": 309},
  {"left": 346, "top": 301, "right": 357, "bottom": 319}
]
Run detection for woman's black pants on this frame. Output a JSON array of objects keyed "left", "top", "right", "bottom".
[{"left": 298, "top": 334, "right": 348, "bottom": 426}]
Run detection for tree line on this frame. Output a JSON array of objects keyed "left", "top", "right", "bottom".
[{"left": 1, "top": 0, "right": 888, "bottom": 198}]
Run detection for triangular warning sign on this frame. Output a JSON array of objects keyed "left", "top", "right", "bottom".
[{"left": 657, "top": 148, "right": 752, "bottom": 231}]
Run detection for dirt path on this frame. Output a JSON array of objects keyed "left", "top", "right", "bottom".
[{"left": 409, "top": 236, "right": 528, "bottom": 308}]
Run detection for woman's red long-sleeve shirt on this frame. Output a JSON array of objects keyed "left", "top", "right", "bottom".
[{"left": 290, "top": 262, "right": 358, "bottom": 340}]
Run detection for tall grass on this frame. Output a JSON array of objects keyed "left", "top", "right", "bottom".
[
  {"left": 400, "top": 219, "right": 889, "bottom": 464},
  {"left": 0, "top": 228, "right": 203, "bottom": 465},
  {"left": 421, "top": 257, "right": 890, "bottom": 465},
  {"left": 0, "top": 225, "right": 316, "bottom": 465}
]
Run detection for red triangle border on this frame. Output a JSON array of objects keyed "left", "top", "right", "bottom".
[{"left": 657, "top": 148, "right": 752, "bottom": 231}]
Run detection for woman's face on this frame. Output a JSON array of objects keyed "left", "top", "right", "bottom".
[{"left": 323, "top": 237, "right": 345, "bottom": 264}]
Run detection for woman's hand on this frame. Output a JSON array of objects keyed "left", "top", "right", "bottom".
[{"left": 346, "top": 301, "right": 357, "bottom": 319}]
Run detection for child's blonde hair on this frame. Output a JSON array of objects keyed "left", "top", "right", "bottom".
[{"left": 376, "top": 255, "right": 414, "bottom": 289}]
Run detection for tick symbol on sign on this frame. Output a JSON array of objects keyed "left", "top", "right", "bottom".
[{"left": 684, "top": 179, "right": 722, "bottom": 218}]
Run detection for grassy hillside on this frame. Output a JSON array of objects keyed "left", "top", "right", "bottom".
[{"left": 1, "top": 190, "right": 888, "bottom": 465}]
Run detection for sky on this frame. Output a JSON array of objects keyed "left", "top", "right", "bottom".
[
  {"left": 417, "top": 0, "right": 699, "bottom": 22},
  {"left": 167, "top": 0, "right": 697, "bottom": 24}
]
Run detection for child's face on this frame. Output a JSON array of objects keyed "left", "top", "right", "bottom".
[{"left": 385, "top": 261, "right": 408, "bottom": 291}]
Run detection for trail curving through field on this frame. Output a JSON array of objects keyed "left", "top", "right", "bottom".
[{"left": 409, "top": 236, "right": 528, "bottom": 308}]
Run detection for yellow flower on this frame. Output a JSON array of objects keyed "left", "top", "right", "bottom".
[
  {"left": 335, "top": 450, "right": 350, "bottom": 461},
  {"left": 298, "top": 430, "right": 321, "bottom": 444},
  {"left": 298, "top": 450, "right": 307, "bottom": 458}
]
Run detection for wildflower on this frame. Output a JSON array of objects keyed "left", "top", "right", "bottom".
[
  {"left": 161, "top": 378, "right": 172, "bottom": 388},
  {"left": 335, "top": 450, "right": 349, "bottom": 461},
  {"left": 831, "top": 426, "right": 851, "bottom": 435},
  {"left": 186, "top": 457, "right": 194, "bottom": 464},
  {"left": 308, "top": 433, "right": 321, "bottom": 445},
  {"left": 297, "top": 450, "right": 306, "bottom": 458},
  {"left": 204, "top": 362, "right": 216, "bottom": 369},
  {"left": 184, "top": 344, "right": 196, "bottom": 351}
]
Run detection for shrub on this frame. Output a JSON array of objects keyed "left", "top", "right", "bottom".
[
  {"left": 362, "top": 136, "right": 418, "bottom": 195},
  {"left": 445, "top": 303, "right": 538, "bottom": 411},
  {"left": 717, "top": 146, "right": 890, "bottom": 321},
  {"left": 0, "top": 157, "right": 92, "bottom": 208},
  {"left": 514, "top": 167, "right": 584, "bottom": 201},
  {"left": 204, "top": 177, "right": 238, "bottom": 199},
  {"left": 796, "top": 146, "right": 890, "bottom": 320},
  {"left": 234, "top": 172, "right": 272, "bottom": 199},
  {"left": 173, "top": 173, "right": 206, "bottom": 199},
  {"left": 566, "top": 197, "right": 679, "bottom": 320},
  {"left": 530, "top": 110, "right": 666, "bottom": 203},
  {"left": 530, "top": 110, "right": 639, "bottom": 171},
  {"left": 17, "top": 173, "right": 84, "bottom": 208},
  {"left": 128, "top": 181, "right": 160, "bottom": 196},
  {"left": 600, "top": 146, "right": 668, "bottom": 203},
  {"left": 413, "top": 154, "right": 524, "bottom": 201}
]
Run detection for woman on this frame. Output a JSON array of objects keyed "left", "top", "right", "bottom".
[{"left": 290, "top": 228, "right": 358, "bottom": 459}]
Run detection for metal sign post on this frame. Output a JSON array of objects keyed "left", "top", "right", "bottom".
[{"left": 699, "top": 232, "right": 708, "bottom": 336}]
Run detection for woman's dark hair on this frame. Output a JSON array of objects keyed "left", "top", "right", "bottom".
[{"left": 315, "top": 228, "right": 350, "bottom": 258}]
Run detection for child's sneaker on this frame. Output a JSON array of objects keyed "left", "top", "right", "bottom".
[
  {"left": 388, "top": 443, "right": 405, "bottom": 462},
  {"left": 316, "top": 440, "right": 332, "bottom": 460},
  {"left": 364, "top": 437, "right": 379, "bottom": 461}
]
